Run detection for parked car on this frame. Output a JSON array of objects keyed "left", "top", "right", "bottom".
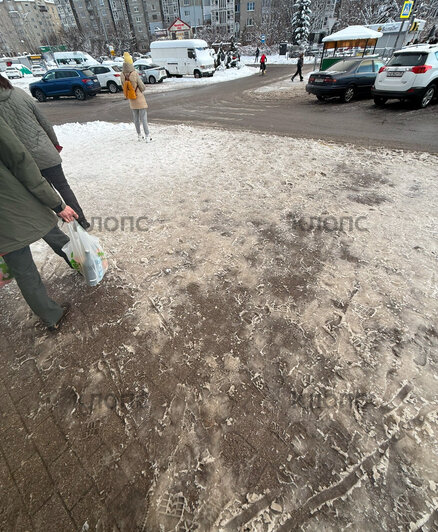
[
  {"left": 5, "top": 66, "right": 24, "bottom": 79},
  {"left": 88, "top": 64, "right": 122, "bottom": 92},
  {"left": 31, "top": 65, "right": 46, "bottom": 77},
  {"left": 29, "top": 68, "right": 101, "bottom": 101},
  {"left": 372, "top": 44, "right": 438, "bottom": 108},
  {"left": 306, "top": 57, "right": 385, "bottom": 103},
  {"left": 134, "top": 61, "right": 167, "bottom": 84}
]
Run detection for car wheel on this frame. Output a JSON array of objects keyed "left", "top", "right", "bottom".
[
  {"left": 341, "top": 85, "right": 355, "bottom": 103},
  {"left": 108, "top": 81, "right": 118, "bottom": 93},
  {"left": 148, "top": 75, "right": 156, "bottom": 84},
  {"left": 316, "top": 95, "right": 327, "bottom": 102},
  {"left": 194, "top": 70, "right": 201, "bottom": 78},
  {"left": 74, "top": 87, "right": 86, "bottom": 101},
  {"left": 373, "top": 96, "right": 387, "bottom": 107},
  {"left": 416, "top": 84, "right": 436, "bottom": 109},
  {"left": 34, "top": 89, "right": 47, "bottom": 102}
]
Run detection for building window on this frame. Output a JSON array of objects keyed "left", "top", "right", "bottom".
[
  {"left": 138, "top": 26, "right": 143, "bottom": 31},
  {"left": 133, "top": 6, "right": 139, "bottom": 11},
  {"left": 183, "top": 0, "right": 189, "bottom": 4},
  {"left": 247, "top": 2, "right": 254, "bottom": 11},
  {"left": 136, "top": 16, "right": 141, "bottom": 21},
  {"left": 184, "top": 10, "right": 189, "bottom": 15},
  {"left": 152, "top": 13, "right": 157, "bottom": 19},
  {"left": 247, "top": 17, "right": 253, "bottom": 25},
  {"left": 235, "top": 3, "right": 240, "bottom": 12}
]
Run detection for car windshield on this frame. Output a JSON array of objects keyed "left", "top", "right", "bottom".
[
  {"left": 326, "top": 60, "right": 359, "bottom": 72},
  {"left": 81, "top": 69, "right": 94, "bottom": 77},
  {"left": 388, "top": 53, "right": 427, "bottom": 66}
]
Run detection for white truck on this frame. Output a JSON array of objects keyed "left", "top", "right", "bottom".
[
  {"left": 150, "top": 39, "right": 215, "bottom": 78},
  {"left": 46, "top": 51, "right": 99, "bottom": 68}
]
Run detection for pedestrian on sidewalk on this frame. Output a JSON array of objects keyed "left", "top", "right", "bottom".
[
  {"left": 0, "top": 117, "right": 78, "bottom": 331},
  {"left": 0, "top": 74, "right": 90, "bottom": 230},
  {"left": 291, "top": 53, "right": 304, "bottom": 82},
  {"left": 260, "top": 52, "right": 267, "bottom": 75},
  {"left": 254, "top": 47, "right": 260, "bottom": 63},
  {"left": 121, "top": 52, "right": 151, "bottom": 142}
]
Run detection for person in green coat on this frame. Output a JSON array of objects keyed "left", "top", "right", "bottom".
[{"left": 0, "top": 116, "right": 77, "bottom": 330}]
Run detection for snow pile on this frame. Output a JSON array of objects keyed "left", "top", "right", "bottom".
[
  {"left": 146, "top": 64, "right": 257, "bottom": 93},
  {"left": 249, "top": 72, "right": 312, "bottom": 99}
]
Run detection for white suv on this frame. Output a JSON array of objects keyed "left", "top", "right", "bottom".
[
  {"left": 372, "top": 44, "right": 438, "bottom": 108},
  {"left": 88, "top": 65, "right": 122, "bottom": 93}
]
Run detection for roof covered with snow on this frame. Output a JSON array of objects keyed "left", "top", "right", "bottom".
[
  {"left": 151, "top": 39, "right": 209, "bottom": 49},
  {"left": 322, "top": 26, "right": 383, "bottom": 43}
]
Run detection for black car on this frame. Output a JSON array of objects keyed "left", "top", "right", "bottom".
[{"left": 306, "top": 58, "right": 385, "bottom": 103}]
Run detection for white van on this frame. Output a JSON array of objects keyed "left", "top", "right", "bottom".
[
  {"left": 51, "top": 51, "right": 99, "bottom": 68},
  {"left": 150, "top": 39, "right": 215, "bottom": 78}
]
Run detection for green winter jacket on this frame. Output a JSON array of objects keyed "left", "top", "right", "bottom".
[
  {"left": 0, "top": 117, "right": 64, "bottom": 255},
  {"left": 0, "top": 86, "right": 62, "bottom": 170}
]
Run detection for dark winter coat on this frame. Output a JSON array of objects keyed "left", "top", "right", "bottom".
[
  {"left": 0, "top": 117, "right": 64, "bottom": 254},
  {"left": 297, "top": 56, "right": 304, "bottom": 68},
  {"left": 0, "top": 87, "right": 62, "bottom": 171}
]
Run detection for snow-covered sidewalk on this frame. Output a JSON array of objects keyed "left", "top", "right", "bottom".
[
  {"left": 241, "top": 53, "right": 317, "bottom": 65},
  {"left": 1, "top": 121, "right": 437, "bottom": 531}
]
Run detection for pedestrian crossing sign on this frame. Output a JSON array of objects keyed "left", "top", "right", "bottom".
[{"left": 400, "top": 0, "right": 414, "bottom": 19}]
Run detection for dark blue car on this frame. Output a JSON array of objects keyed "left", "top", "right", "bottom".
[
  {"left": 306, "top": 57, "right": 385, "bottom": 103},
  {"left": 29, "top": 68, "right": 101, "bottom": 102}
]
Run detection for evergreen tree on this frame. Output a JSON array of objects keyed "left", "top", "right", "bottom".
[{"left": 292, "top": 0, "right": 312, "bottom": 45}]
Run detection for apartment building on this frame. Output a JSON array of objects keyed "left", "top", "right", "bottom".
[
  {"left": 310, "top": 0, "right": 338, "bottom": 42},
  {"left": 239, "top": 0, "right": 262, "bottom": 39},
  {"left": 55, "top": 0, "right": 150, "bottom": 51},
  {"left": 54, "top": 0, "right": 78, "bottom": 29},
  {"left": 144, "top": 0, "right": 164, "bottom": 34},
  {"left": 0, "top": 0, "right": 62, "bottom": 55},
  {"left": 210, "top": 0, "right": 235, "bottom": 35}
]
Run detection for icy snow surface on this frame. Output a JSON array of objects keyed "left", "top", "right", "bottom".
[{"left": 2, "top": 121, "right": 437, "bottom": 531}]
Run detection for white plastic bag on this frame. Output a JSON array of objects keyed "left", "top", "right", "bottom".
[{"left": 62, "top": 221, "right": 108, "bottom": 286}]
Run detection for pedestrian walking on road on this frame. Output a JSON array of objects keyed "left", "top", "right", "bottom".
[
  {"left": 0, "top": 73, "right": 90, "bottom": 230},
  {"left": 291, "top": 53, "right": 304, "bottom": 82},
  {"left": 255, "top": 47, "right": 260, "bottom": 63},
  {"left": 0, "top": 116, "right": 78, "bottom": 331},
  {"left": 260, "top": 53, "right": 267, "bottom": 75},
  {"left": 121, "top": 52, "right": 151, "bottom": 142}
]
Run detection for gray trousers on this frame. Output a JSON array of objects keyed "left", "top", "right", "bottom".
[
  {"left": 3, "top": 226, "right": 70, "bottom": 327},
  {"left": 132, "top": 109, "right": 150, "bottom": 136}
]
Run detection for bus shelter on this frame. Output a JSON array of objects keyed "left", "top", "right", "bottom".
[{"left": 320, "top": 26, "right": 383, "bottom": 70}]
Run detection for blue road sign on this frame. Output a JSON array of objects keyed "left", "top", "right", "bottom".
[
  {"left": 400, "top": 0, "right": 414, "bottom": 19},
  {"left": 261, "top": 34, "right": 266, "bottom": 44}
]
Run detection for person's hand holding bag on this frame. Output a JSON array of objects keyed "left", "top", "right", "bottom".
[{"left": 58, "top": 206, "right": 78, "bottom": 223}]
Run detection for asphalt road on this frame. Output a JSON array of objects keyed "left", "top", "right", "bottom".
[{"left": 42, "top": 65, "right": 438, "bottom": 153}]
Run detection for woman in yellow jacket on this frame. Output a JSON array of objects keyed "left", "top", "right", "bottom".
[{"left": 121, "top": 52, "right": 152, "bottom": 142}]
